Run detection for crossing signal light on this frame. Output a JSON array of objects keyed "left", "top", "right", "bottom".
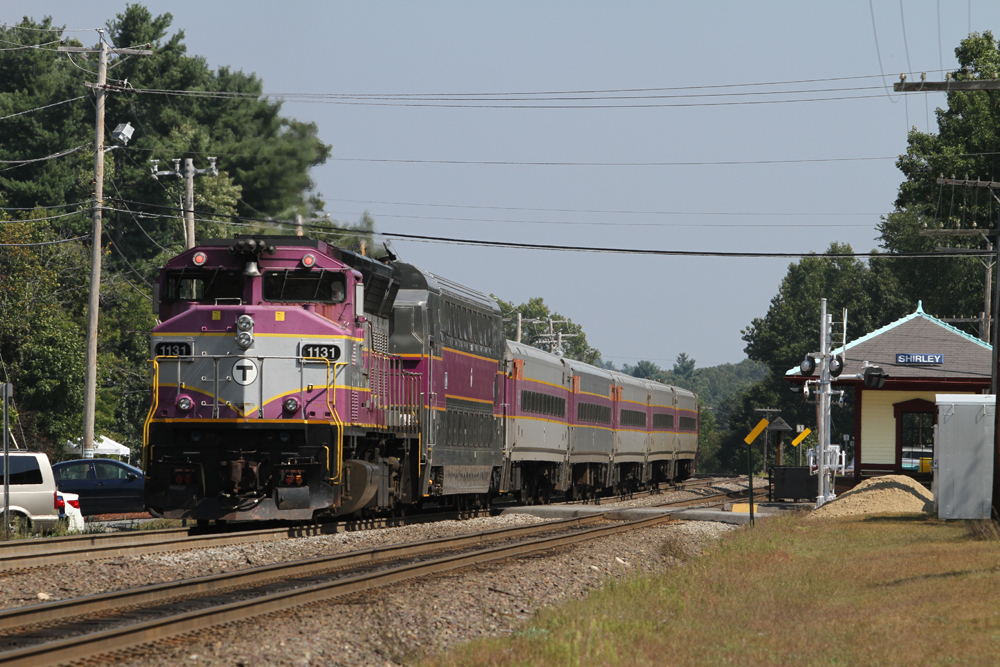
[
  {"left": 800, "top": 354, "right": 816, "bottom": 376},
  {"left": 862, "top": 365, "right": 888, "bottom": 389},
  {"left": 829, "top": 355, "right": 845, "bottom": 378}
]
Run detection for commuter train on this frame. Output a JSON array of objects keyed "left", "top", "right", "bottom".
[{"left": 143, "top": 236, "right": 698, "bottom": 522}]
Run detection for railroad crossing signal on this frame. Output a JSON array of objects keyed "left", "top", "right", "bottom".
[
  {"left": 862, "top": 365, "right": 888, "bottom": 389},
  {"left": 744, "top": 418, "right": 769, "bottom": 445},
  {"left": 791, "top": 428, "right": 812, "bottom": 447}
]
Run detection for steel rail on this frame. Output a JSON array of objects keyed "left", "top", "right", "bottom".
[
  {"left": 0, "top": 513, "right": 679, "bottom": 667},
  {"left": 0, "top": 477, "right": 745, "bottom": 571},
  {"left": 0, "top": 488, "right": 749, "bottom": 639},
  {"left": 0, "top": 508, "right": 493, "bottom": 572},
  {"left": 0, "top": 514, "right": 605, "bottom": 635}
]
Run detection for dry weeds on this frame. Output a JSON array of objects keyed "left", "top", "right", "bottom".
[{"left": 428, "top": 513, "right": 1000, "bottom": 667}]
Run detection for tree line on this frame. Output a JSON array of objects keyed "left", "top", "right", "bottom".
[
  {"left": 3, "top": 9, "right": 998, "bottom": 471},
  {"left": 0, "top": 6, "right": 373, "bottom": 456},
  {"left": 698, "top": 31, "right": 1000, "bottom": 474}
]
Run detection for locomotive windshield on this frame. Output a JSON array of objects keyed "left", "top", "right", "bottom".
[
  {"left": 163, "top": 270, "right": 244, "bottom": 303},
  {"left": 263, "top": 269, "right": 346, "bottom": 303}
]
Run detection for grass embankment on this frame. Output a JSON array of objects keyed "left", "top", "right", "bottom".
[{"left": 431, "top": 514, "right": 1000, "bottom": 666}]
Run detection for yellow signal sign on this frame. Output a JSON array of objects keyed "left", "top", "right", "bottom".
[
  {"left": 744, "top": 418, "right": 769, "bottom": 445},
  {"left": 791, "top": 428, "right": 812, "bottom": 447}
]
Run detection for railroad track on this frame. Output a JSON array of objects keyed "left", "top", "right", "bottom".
[
  {"left": 0, "top": 477, "right": 752, "bottom": 572},
  {"left": 0, "top": 509, "right": 693, "bottom": 667},
  {"left": 0, "top": 508, "right": 493, "bottom": 572}
]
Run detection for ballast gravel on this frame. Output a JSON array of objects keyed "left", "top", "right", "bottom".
[
  {"left": 0, "top": 477, "right": 749, "bottom": 666},
  {"left": 112, "top": 520, "right": 734, "bottom": 667},
  {"left": 0, "top": 477, "right": 754, "bottom": 611}
]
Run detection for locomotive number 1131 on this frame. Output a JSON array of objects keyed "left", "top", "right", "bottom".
[{"left": 301, "top": 344, "right": 341, "bottom": 361}]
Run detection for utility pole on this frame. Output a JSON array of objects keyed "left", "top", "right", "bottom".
[
  {"left": 516, "top": 312, "right": 522, "bottom": 343},
  {"left": 2, "top": 383, "right": 11, "bottom": 537},
  {"left": 916, "top": 174, "right": 1000, "bottom": 520},
  {"left": 59, "top": 35, "right": 152, "bottom": 459},
  {"left": 150, "top": 157, "right": 217, "bottom": 249}
]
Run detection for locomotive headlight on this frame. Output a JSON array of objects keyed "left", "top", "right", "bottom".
[
  {"left": 236, "top": 314, "right": 254, "bottom": 332},
  {"left": 176, "top": 395, "right": 193, "bottom": 412},
  {"left": 283, "top": 397, "right": 300, "bottom": 413},
  {"left": 236, "top": 331, "right": 254, "bottom": 349}
]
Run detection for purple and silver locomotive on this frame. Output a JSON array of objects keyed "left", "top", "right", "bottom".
[{"left": 143, "top": 235, "right": 697, "bottom": 523}]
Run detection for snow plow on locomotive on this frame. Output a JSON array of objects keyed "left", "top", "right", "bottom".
[{"left": 142, "top": 235, "right": 697, "bottom": 522}]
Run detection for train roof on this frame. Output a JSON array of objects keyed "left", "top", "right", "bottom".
[
  {"left": 506, "top": 341, "right": 697, "bottom": 401},
  {"left": 393, "top": 262, "right": 499, "bottom": 314}
]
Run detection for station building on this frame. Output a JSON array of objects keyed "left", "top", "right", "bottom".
[{"left": 784, "top": 302, "right": 992, "bottom": 481}]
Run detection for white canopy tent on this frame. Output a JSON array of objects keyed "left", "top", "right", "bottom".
[{"left": 66, "top": 436, "right": 131, "bottom": 463}]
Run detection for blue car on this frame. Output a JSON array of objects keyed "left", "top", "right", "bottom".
[{"left": 52, "top": 459, "right": 145, "bottom": 516}]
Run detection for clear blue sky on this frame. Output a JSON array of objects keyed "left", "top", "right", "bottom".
[{"left": 8, "top": 2, "right": 999, "bottom": 369}]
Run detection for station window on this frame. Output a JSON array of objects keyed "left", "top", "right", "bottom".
[{"left": 900, "top": 412, "right": 934, "bottom": 471}]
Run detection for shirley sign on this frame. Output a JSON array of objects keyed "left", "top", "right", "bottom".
[{"left": 896, "top": 353, "right": 943, "bottom": 364}]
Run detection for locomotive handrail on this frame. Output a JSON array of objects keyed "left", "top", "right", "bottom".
[
  {"left": 146, "top": 353, "right": 348, "bottom": 481},
  {"left": 367, "top": 349, "right": 420, "bottom": 433},
  {"left": 142, "top": 356, "right": 169, "bottom": 471}
]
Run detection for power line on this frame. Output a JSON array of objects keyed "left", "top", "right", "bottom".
[
  {"left": 326, "top": 196, "right": 878, "bottom": 217},
  {"left": 1, "top": 24, "right": 98, "bottom": 33},
  {"left": 125, "top": 84, "right": 892, "bottom": 102},
  {"left": 380, "top": 231, "right": 992, "bottom": 259},
  {"left": 122, "top": 86, "right": 889, "bottom": 109},
  {"left": 0, "top": 143, "right": 90, "bottom": 172},
  {"left": 324, "top": 155, "right": 899, "bottom": 167},
  {"left": 0, "top": 209, "right": 87, "bottom": 224},
  {"left": 120, "top": 143, "right": 1000, "bottom": 168},
  {"left": 103, "top": 199, "right": 993, "bottom": 260},
  {"left": 324, "top": 210, "right": 877, "bottom": 229},
  {"left": 868, "top": 0, "right": 900, "bottom": 103},
  {"left": 0, "top": 201, "right": 89, "bottom": 211},
  {"left": 0, "top": 37, "right": 61, "bottom": 51},
  {"left": 0, "top": 234, "right": 90, "bottom": 247},
  {"left": 114, "top": 69, "right": 959, "bottom": 100},
  {"left": 0, "top": 96, "right": 87, "bottom": 122}
]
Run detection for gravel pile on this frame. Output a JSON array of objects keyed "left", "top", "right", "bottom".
[
  {"left": 808, "top": 474, "right": 933, "bottom": 519},
  {"left": 113, "top": 520, "right": 735, "bottom": 667}
]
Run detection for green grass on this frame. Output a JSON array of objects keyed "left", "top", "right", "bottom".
[{"left": 427, "top": 513, "right": 1000, "bottom": 666}]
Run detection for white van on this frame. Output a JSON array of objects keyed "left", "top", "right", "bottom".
[{"left": 1, "top": 452, "right": 63, "bottom": 533}]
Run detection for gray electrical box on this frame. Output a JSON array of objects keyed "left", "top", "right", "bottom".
[{"left": 935, "top": 394, "right": 995, "bottom": 520}]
